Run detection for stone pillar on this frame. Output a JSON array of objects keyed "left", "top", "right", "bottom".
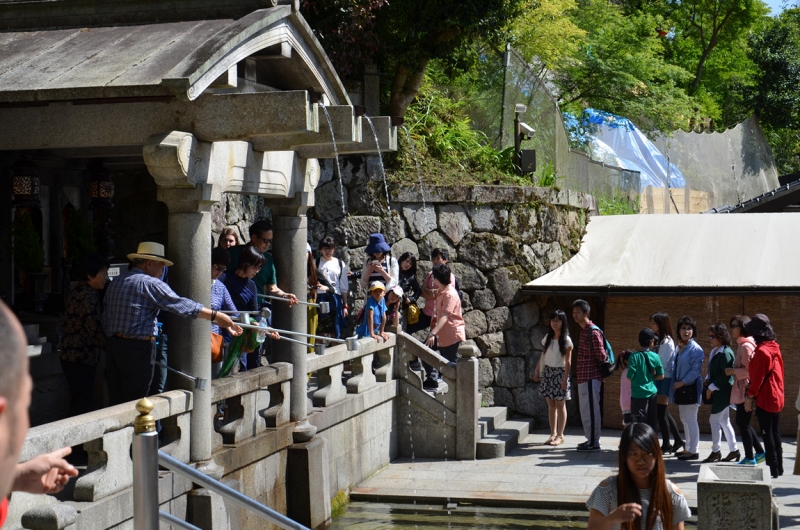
[
  {"left": 287, "top": 438, "right": 331, "bottom": 529},
  {"left": 163, "top": 206, "right": 216, "bottom": 468},
  {"left": 144, "top": 131, "right": 221, "bottom": 475},
  {"left": 456, "top": 343, "right": 479, "bottom": 460},
  {"left": 270, "top": 208, "right": 316, "bottom": 442}
]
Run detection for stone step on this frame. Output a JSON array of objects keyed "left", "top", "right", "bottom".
[
  {"left": 476, "top": 417, "right": 533, "bottom": 460},
  {"left": 477, "top": 407, "right": 507, "bottom": 439}
]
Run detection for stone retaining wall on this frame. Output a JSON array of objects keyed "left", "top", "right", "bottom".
[{"left": 308, "top": 159, "right": 594, "bottom": 420}]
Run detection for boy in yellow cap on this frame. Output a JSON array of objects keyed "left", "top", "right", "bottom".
[{"left": 356, "top": 281, "right": 390, "bottom": 342}]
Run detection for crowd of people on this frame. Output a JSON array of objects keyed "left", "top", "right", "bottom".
[{"left": 537, "top": 299, "right": 785, "bottom": 481}]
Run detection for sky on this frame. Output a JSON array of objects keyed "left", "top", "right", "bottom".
[{"left": 764, "top": 0, "right": 788, "bottom": 15}]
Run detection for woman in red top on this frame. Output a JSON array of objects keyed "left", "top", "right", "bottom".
[{"left": 744, "top": 314, "right": 785, "bottom": 479}]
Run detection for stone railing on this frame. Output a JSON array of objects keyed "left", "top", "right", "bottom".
[
  {"left": 307, "top": 335, "right": 395, "bottom": 408},
  {"left": 12, "top": 390, "right": 194, "bottom": 530},
  {"left": 395, "top": 332, "right": 479, "bottom": 460},
  {"left": 211, "top": 362, "right": 294, "bottom": 445}
]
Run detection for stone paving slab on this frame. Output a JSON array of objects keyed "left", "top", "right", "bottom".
[{"left": 352, "top": 427, "right": 800, "bottom": 528}]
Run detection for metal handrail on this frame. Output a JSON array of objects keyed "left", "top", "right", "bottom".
[
  {"left": 132, "top": 397, "right": 309, "bottom": 530},
  {"left": 158, "top": 452, "right": 309, "bottom": 530}
]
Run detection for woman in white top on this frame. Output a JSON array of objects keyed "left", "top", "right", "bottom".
[
  {"left": 650, "top": 312, "right": 684, "bottom": 455},
  {"left": 533, "top": 310, "right": 573, "bottom": 446},
  {"left": 587, "top": 423, "right": 691, "bottom": 530},
  {"left": 316, "top": 237, "right": 350, "bottom": 339}
]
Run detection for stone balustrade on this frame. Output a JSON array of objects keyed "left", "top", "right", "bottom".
[
  {"left": 211, "top": 362, "right": 293, "bottom": 445},
  {"left": 14, "top": 390, "right": 194, "bottom": 530},
  {"left": 307, "top": 335, "right": 395, "bottom": 408}
]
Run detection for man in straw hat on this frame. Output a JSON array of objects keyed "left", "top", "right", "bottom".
[{"left": 103, "top": 242, "right": 243, "bottom": 405}]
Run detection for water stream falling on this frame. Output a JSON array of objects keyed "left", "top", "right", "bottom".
[
  {"left": 402, "top": 125, "right": 433, "bottom": 260},
  {"left": 363, "top": 116, "right": 392, "bottom": 213},
  {"left": 319, "top": 102, "right": 349, "bottom": 246}
]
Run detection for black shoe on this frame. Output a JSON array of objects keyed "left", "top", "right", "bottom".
[
  {"left": 671, "top": 440, "right": 685, "bottom": 454},
  {"left": 423, "top": 378, "right": 439, "bottom": 390},
  {"left": 577, "top": 443, "right": 601, "bottom": 452},
  {"left": 703, "top": 451, "right": 722, "bottom": 463},
  {"left": 770, "top": 464, "right": 779, "bottom": 479},
  {"left": 661, "top": 442, "right": 673, "bottom": 454},
  {"left": 677, "top": 452, "right": 699, "bottom": 460},
  {"left": 722, "top": 450, "right": 741, "bottom": 462}
]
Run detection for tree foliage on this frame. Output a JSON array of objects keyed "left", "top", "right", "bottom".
[{"left": 551, "top": 0, "right": 699, "bottom": 134}]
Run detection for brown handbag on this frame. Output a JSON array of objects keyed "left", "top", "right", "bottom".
[{"left": 211, "top": 332, "right": 224, "bottom": 362}]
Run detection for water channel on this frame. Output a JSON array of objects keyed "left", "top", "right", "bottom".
[{"left": 329, "top": 501, "right": 699, "bottom": 529}]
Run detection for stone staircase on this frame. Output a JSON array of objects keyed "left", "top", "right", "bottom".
[{"left": 476, "top": 406, "right": 534, "bottom": 459}]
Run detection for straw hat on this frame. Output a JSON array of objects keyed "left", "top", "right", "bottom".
[{"left": 127, "top": 242, "right": 174, "bottom": 266}]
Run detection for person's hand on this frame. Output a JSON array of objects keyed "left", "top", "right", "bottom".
[
  {"left": 370, "top": 332, "right": 382, "bottom": 342},
  {"left": 284, "top": 293, "right": 299, "bottom": 308},
  {"left": 425, "top": 334, "right": 436, "bottom": 347},
  {"left": 673, "top": 381, "right": 684, "bottom": 390},
  {"left": 706, "top": 388, "right": 712, "bottom": 400},
  {"left": 561, "top": 379, "right": 568, "bottom": 391},
  {"left": 13, "top": 447, "right": 79, "bottom": 495},
  {"left": 380, "top": 332, "right": 390, "bottom": 341},
  {"left": 216, "top": 313, "right": 243, "bottom": 336},
  {"left": 269, "top": 331, "right": 280, "bottom": 340},
  {"left": 533, "top": 369, "right": 540, "bottom": 383},
  {"left": 744, "top": 396, "right": 754, "bottom": 412},
  {"left": 343, "top": 306, "right": 349, "bottom": 317},
  {"left": 610, "top": 503, "right": 643, "bottom": 524},
  {"left": 725, "top": 368, "right": 733, "bottom": 376}
]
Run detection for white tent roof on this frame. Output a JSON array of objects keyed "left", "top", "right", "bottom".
[{"left": 523, "top": 213, "right": 800, "bottom": 295}]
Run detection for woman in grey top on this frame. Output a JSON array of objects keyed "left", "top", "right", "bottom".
[{"left": 587, "top": 423, "right": 691, "bottom": 529}]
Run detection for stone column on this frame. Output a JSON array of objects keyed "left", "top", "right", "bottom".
[
  {"left": 270, "top": 200, "right": 316, "bottom": 442},
  {"left": 144, "top": 131, "right": 221, "bottom": 476},
  {"left": 456, "top": 343, "right": 480, "bottom": 460}
]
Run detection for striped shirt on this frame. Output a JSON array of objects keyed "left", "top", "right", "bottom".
[
  {"left": 102, "top": 268, "right": 202, "bottom": 339},
  {"left": 211, "top": 279, "right": 237, "bottom": 339}
]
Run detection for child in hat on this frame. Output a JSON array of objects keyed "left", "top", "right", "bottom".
[{"left": 356, "top": 281, "right": 391, "bottom": 342}]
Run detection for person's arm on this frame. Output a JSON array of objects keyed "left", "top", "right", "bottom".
[
  {"left": 591, "top": 329, "right": 607, "bottom": 362},
  {"left": 728, "top": 342, "right": 754, "bottom": 379},
  {"left": 711, "top": 349, "right": 734, "bottom": 390},
  {"left": 561, "top": 345, "right": 572, "bottom": 390},
  {"left": 425, "top": 313, "right": 449, "bottom": 347},
  {"left": 264, "top": 283, "right": 299, "bottom": 307},
  {"left": 652, "top": 353, "right": 665, "bottom": 380},
  {"left": 420, "top": 273, "right": 436, "bottom": 300},
  {"left": 198, "top": 307, "right": 242, "bottom": 336},
  {"left": 588, "top": 505, "right": 643, "bottom": 530},
  {"left": 361, "top": 260, "right": 371, "bottom": 289},
  {"left": 336, "top": 261, "right": 350, "bottom": 316},
  {"left": 387, "top": 257, "right": 399, "bottom": 288},
  {"left": 13, "top": 448, "right": 79, "bottom": 495},
  {"left": 379, "top": 312, "right": 389, "bottom": 340},
  {"left": 684, "top": 343, "right": 704, "bottom": 383},
  {"left": 390, "top": 307, "right": 400, "bottom": 328}
]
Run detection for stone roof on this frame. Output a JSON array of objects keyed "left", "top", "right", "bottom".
[{"left": 0, "top": 6, "right": 350, "bottom": 105}]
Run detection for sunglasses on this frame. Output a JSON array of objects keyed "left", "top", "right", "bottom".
[{"left": 213, "top": 264, "right": 226, "bottom": 272}]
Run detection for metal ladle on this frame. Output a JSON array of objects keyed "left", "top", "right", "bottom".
[
  {"left": 166, "top": 366, "right": 208, "bottom": 391},
  {"left": 234, "top": 322, "right": 359, "bottom": 351},
  {"left": 258, "top": 294, "right": 330, "bottom": 314}
]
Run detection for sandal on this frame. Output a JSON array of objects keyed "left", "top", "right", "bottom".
[
  {"left": 552, "top": 435, "right": 565, "bottom": 446},
  {"left": 544, "top": 434, "right": 557, "bottom": 446}
]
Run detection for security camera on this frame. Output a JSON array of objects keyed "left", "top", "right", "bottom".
[
  {"left": 519, "top": 123, "right": 535, "bottom": 140},
  {"left": 515, "top": 104, "right": 528, "bottom": 114}
]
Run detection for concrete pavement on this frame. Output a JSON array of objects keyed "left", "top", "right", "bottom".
[{"left": 352, "top": 426, "right": 800, "bottom": 528}]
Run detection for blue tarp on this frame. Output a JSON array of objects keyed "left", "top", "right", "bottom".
[{"left": 565, "top": 109, "right": 686, "bottom": 190}]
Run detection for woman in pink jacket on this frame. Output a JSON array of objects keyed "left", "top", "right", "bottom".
[{"left": 724, "top": 315, "right": 765, "bottom": 465}]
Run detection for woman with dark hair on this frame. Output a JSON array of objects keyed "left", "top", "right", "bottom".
[
  {"left": 702, "top": 323, "right": 739, "bottom": 462},
  {"left": 533, "top": 310, "right": 573, "bottom": 446},
  {"left": 60, "top": 253, "right": 110, "bottom": 416},
  {"left": 587, "top": 423, "right": 691, "bottom": 530},
  {"left": 725, "top": 315, "right": 765, "bottom": 465},
  {"left": 210, "top": 247, "right": 237, "bottom": 343},
  {"left": 422, "top": 263, "right": 465, "bottom": 390},
  {"left": 360, "top": 233, "right": 399, "bottom": 289},
  {"left": 669, "top": 316, "right": 704, "bottom": 461},
  {"left": 222, "top": 245, "right": 267, "bottom": 370},
  {"left": 744, "top": 314, "right": 785, "bottom": 478},
  {"left": 397, "top": 252, "right": 422, "bottom": 332},
  {"left": 649, "top": 312, "right": 684, "bottom": 454}
]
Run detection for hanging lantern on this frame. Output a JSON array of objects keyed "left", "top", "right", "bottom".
[
  {"left": 11, "top": 155, "right": 42, "bottom": 208},
  {"left": 88, "top": 159, "right": 114, "bottom": 206}
]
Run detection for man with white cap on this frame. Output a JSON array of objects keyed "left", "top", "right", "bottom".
[{"left": 103, "top": 242, "right": 242, "bottom": 405}]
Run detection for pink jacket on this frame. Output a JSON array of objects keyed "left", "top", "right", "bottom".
[{"left": 730, "top": 336, "right": 756, "bottom": 405}]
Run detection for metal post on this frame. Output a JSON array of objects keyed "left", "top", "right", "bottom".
[{"left": 132, "top": 398, "right": 160, "bottom": 530}]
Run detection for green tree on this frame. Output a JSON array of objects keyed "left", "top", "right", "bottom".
[
  {"left": 508, "top": 0, "right": 586, "bottom": 72},
  {"left": 302, "top": 0, "right": 523, "bottom": 117},
  {"left": 552, "top": 0, "right": 699, "bottom": 134},
  {"left": 665, "top": 0, "right": 767, "bottom": 94}
]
